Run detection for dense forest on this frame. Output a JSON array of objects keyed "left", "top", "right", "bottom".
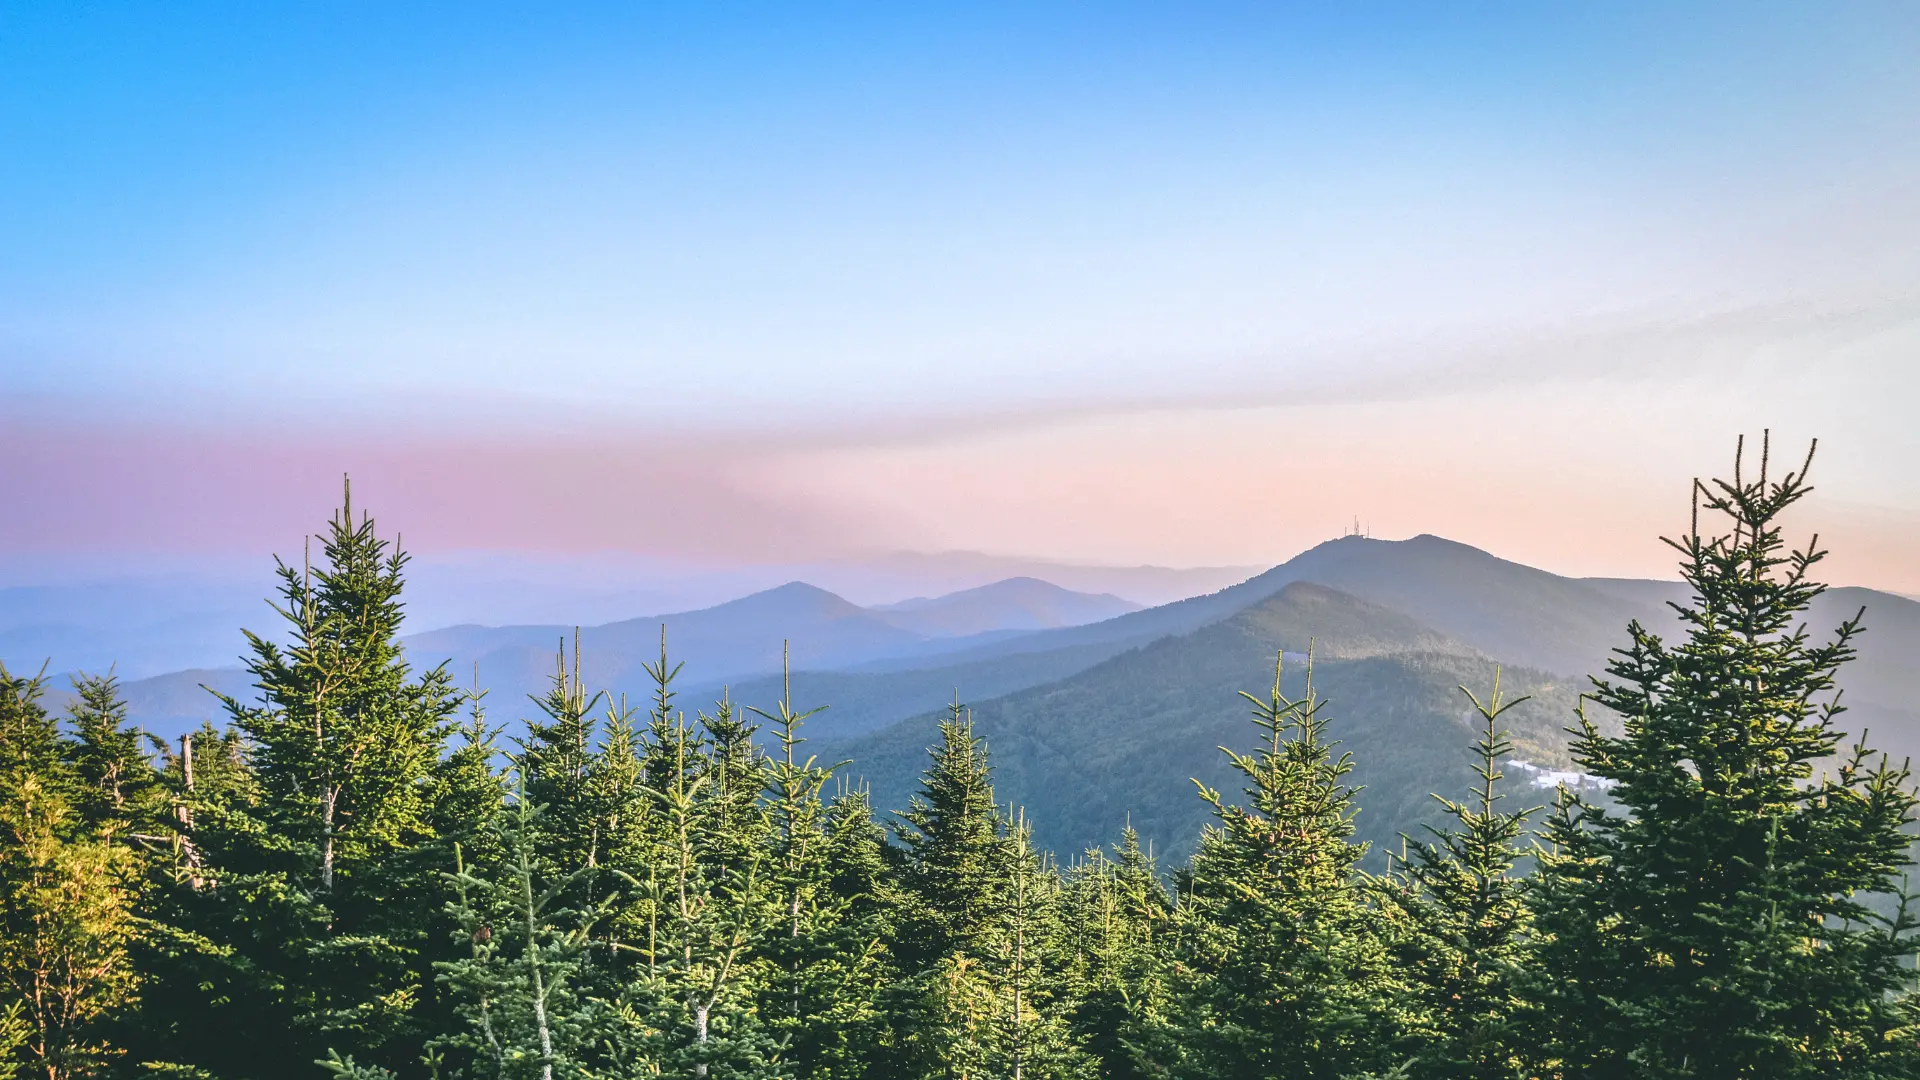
[{"left": 4, "top": 440, "right": 1918, "bottom": 1080}]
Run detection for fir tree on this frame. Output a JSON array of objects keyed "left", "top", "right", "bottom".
[
  {"left": 231, "top": 478, "right": 460, "bottom": 889},
  {"left": 430, "top": 774, "right": 617, "bottom": 1080},
  {"left": 1060, "top": 826, "right": 1171, "bottom": 1080},
  {"left": 806, "top": 784, "right": 901, "bottom": 1078},
  {"left": 61, "top": 672, "right": 162, "bottom": 837},
  {"left": 893, "top": 701, "right": 1089, "bottom": 1080},
  {"left": 1378, "top": 673, "right": 1537, "bottom": 1080},
  {"left": 638, "top": 650, "right": 783, "bottom": 1078},
  {"left": 1530, "top": 435, "right": 1920, "bottom": 1078},
  {"left": 156, "top": 482, "right": 464, "bottom": 1074},
  {"left": 748, "top": 652, "right": 887, "bottom": 1079},
  {"left": 0, "top": 664, "right": 141, "bottom": 1080},
  {"left": 894, "top": 701, "right": 1008, "bottom": 970},
  {"left": 516, "top": 636, "right": 607, "bottom": 879},
  {"left": 1166, "top": 651, "right": 1394, "bottom": 1080},
  {"left": 993, "top": 811, "right": 1093, "bottom": 1080}
]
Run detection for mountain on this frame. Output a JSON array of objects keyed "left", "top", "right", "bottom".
[
  {"left": 694, "top": 639, "right": 1130, "bottom": 743},
  {"left": 0, "top": 552, "right": 1252, "bottom": 678},
  {"left": 832, "top": 581, "right": 1593, "bottom": 864},
  {"left": 36, "top": 667, "right": 259, "bottom": 744},
  {"left": 763, "top": 552, "right": 1260, "bottom": 608},
  {"left": 405, "top": 582, "right": 936, "bottom": 701},
  {"left": 693, "top": 540, "right": 1920, "bottom": 774},
  {"left": 872, "top": 577, "right": 1140, "bottom": 636},
  {"left": 401, "top": 578, "right": 1148, "bottom": 726},
  {"left": 0, "top": 580, "right": 267, "bottom": 679},
  {"left": 32, "top": 533, "right": 1917, "bottom": 796},
  {"left": 813, "top": 546, "right": 1920, "bottom": 864},
  {"left": 847, "top": 535, "right": 1667, "bottom": 679}
]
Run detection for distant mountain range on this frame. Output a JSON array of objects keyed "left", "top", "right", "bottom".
[
  {"left": 1, "top": 552, "right": 1231, "bottom": 678},
  {"left": 16, "top": 535, "right": 1918, "bottom": 864},
  {"left": 400, "top": 576, "right": 1141, "bottom": 707},
  {"left": 35, "top": 576, "right": 1147, "bottom": 738}
]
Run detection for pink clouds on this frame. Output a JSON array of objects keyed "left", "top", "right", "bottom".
[
  {"left": 5, "top": 342, "right": 1917, "bottom": 599},
  {"left": 0, "top": 406, "right": 901, "bottom": 561}
]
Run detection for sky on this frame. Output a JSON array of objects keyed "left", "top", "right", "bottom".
[{"left": 3, "top": 2, "right": 1917, "bottom": 592}]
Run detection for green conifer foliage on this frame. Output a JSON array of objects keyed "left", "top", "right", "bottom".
[
  {"left": 893, "top": 701, "right": 1091, "bottom": 1079},
  {"left": 993, "top": 813, "right": 1094, "bottom": 1080},
  {"left": 155, "top": 483, "right": 464, "bottom": 1075},
  {"left": 431, "top": 681, "right": 509, "bottom": 885},
  {"left": 1379, "top": 673, "right": 1537, "bottom": 1080},
  {"left": 517, "top": 638, "right": 607, "bottom": 878},
  {"left": 1530, "top": 436, "right": 1920, "bottom": 1078},
  {"left": 0, "top": 664, "right": 141, "bottom": 1080},
  {"left": 1167, "top": 651, "right": 1394, "bottom": 1080},
  {"left": 62, "top": 672, "right": 163, "bottom": 837},
  {"left": 631, "top": 645, "right": 783, "bottom": 1078},
  {"left": 894, "top": 702, "right": 1008, "bottom": 971},
  {"left": 749, "top": 654, "right": 893, "bottom": 1079},
  {"left": 1061, "top": 826, "right": 1171, "bottom": 1080},
  {"left": 432, "top": 775, "right": 617, "bottom": 1080},
  {"left": 233, "top": 479, "right": 460, "bottom": 887}
]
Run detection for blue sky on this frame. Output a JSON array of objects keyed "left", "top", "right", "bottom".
[{"left": 2, "top": 3, "right": 1917, "bottom": 584}]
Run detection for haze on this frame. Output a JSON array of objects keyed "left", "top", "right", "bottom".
[{"left": 4, "top": 3, "right": 1916, "bottom": 592}]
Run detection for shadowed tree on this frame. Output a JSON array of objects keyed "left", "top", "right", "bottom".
[{"left": 1530, "top": 435, "right": 1920, "bottom": 1078}]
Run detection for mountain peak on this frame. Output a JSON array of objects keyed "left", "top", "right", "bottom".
[
  {"left": 1230, "top": 580, "right": 1481, "bottom": 660},
  {"left": 872, "top": 576, "right": 1141, "bottom": 635}
]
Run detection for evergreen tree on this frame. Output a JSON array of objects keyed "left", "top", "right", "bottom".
[
  {"left": 517, "top": 637, "right": 605, "bottom": 880},
  {"left": 992, "top": 812, "right": 1093, "bottom": 1080},
  {"left": 894, "top": 702, "right": 1008, "bottom": 970},
  {"left": 233, "top": 479, "right": 460, "bottom": 890},
  {"left": 1530, "top": 435, "right": 1920, "bottom": 1078},
  {"left": 1060, "top": 826, "right": 1170, "bottom": 1080},
  {"left": 151, "top": 482, "right": 463, "bottom": 1075},
  {"left": 431, "top": 679, "right": 510, "bottom": 888},
  {"left": 431, "top": 774, "right": 620, "bottom": 1080},
  {"left": 62, "top": 672, "right": 163, "bottom": 837},
  {"left": 892, "top": 701, "right": 1090, "bottom": 1080},
  {"left": 810, "top": 785, "right": 901, "bottom": 1078},
  {"left": 636, "top": 651, "right": 783, "bottom": 1078},
  {"left": 1378, "top": 673, "right": 1537, "bottom": 1080},
  {"left": 749, "top": 655, "right": 893, "bottom": 1079},
  {"left": 1166, "top": 651, "right": 1395, "bottom": 1080},
  {"left": 0, "top": 664, "right": 140, "bottom": 1080}
]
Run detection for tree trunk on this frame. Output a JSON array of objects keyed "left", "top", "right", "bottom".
[
  {"left": 320, "top": 786, "right": 336, "bottom": 892},
  {"left": 694, "top": 1003, "right": 710, "bottom": 1079},
  {"left": 525, "top": 852, "right": 554, "bottom": 1080}
]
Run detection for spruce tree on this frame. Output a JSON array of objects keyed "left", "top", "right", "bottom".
[
  {"left": 157, "top": 482, "right": 463, "bottom": 1075},
  {"left": 993, "top": 811, "right": 1093, "bottom": 1080},
  {"left": 517, "top": 637, "right": 607, "bottom": 879},
  {"left": 893, "top": 702, "right": 1090, "bottom": 1079},
  {"left": 749, "top": 656, "right": 892, "bottom": 1079},
  {"left": 233, "top": 479, "right": 460, "bottom": 890},
  {"left": 1530, "top": 436, "right": 1920, "bottom": 1078},
  {"left": 430, "top": 774, "right": 618, "bottom": 1080},
  {"left": 1061, "top": 827, "right": 1170, "bottom": 1080},
  {"left": 62, "top": 672, "right": 163, "bottom": 837},
  {"left": 1166, "top": 651, "right": 1394, "bottom": 1080},
  {"left": 0, "top": 664, "right": 140, "bottom": 1080},
  {"left": 1378, "top": 673, "right": 1537, "bottom": 1080},
  {"left": 637, "top": 654, "right": 783, "bottom": 1078},
  {"left": 894, "top": 702, "right": 1008, "bottom": 970}
]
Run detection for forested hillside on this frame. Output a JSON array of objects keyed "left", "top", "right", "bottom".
[
  {"left": 837, "top": 580, "right": 1593, "bottom": 862},
  {"left": 3, "top": 442, "right": 1918, "bottom": 1079}
]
